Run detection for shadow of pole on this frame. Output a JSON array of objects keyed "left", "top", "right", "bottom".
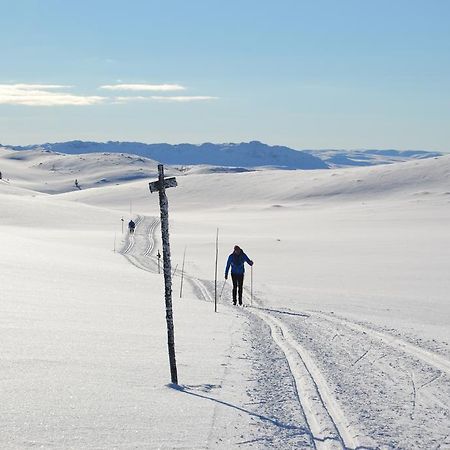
[
  {"left": 169, "top": 383, "right": 310, "bottom": 435},
  {"left": 169, "top": 384, "right": 377, "bottom": 450}
]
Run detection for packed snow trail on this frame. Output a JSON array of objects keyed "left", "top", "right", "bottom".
[
  {"left": 253, "top": 310, "right": 358, "bottom": 450},
  {"left": 121, "top": 215, "right": 450, "bottom": 449},
  {"left": 249, "top": 302, "right": 450, "bottom": 449},
  {"left": 121, "top": 215, "right": 160, "bottom": 272}
]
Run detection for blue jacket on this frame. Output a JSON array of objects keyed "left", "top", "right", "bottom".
[{"left": 225, "top": 251, "right": 253, "bottom": 277}]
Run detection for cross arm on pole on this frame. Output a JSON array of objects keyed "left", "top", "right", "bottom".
[{"left": 149, "top": 177, "right": 177, "bottom": 193}]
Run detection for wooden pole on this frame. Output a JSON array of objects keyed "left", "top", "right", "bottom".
[
  {"left": 214, "top": 228, "right": 219, "bottom": 312},
  {"left": 157, "top": 164, "right": 178, "bottom": 385}
]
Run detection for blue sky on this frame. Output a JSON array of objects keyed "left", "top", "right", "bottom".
[{"left": 1, "top": 0, "right": 449, "bottom": 150}]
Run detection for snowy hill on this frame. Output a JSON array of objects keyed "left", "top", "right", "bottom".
[
  {"left": 50, "top": 153, "right": 450, "bottom": 211},
  {"left": 2, "top": 145, "right": 447, "bottom": 203},
  {"left": 0, "top": 146, "right": 170, "bottom": 193}
]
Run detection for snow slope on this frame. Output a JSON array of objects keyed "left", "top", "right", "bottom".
[
  {"left": 0, "top": 146, "right": 165, "bottom": 194},
  {"left": 1, "top": 149, "right": 449, "bottom": 448}
]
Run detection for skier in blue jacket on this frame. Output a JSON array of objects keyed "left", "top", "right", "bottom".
[{"left": 225, "top": 245, "right": 253, "bottom": 306}]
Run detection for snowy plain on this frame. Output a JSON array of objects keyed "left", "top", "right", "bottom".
[{"left": 1, "top": 146, "right": 449, "bottom": 449}]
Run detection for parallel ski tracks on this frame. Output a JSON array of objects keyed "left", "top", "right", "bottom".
[
  {"left": 121, "top": 215, "right": 160, "bottom": 272},
  {"left": 121, "top": 215, "right": 144, "bottom": 255},
  {"left": 190, "top": 277, "right": 214, "bottom": 303},
  {"left": 142, "top": 217, "right": 159, "bottom": 257},
  {"left": 247, "top": 301, "right": 450, "bottom": 449},
  {"left": 185, "top": 285, "right": 363, "bottom": 448},
  {"left": 252, "top": 308, "right": 358, "bottom": 450}
]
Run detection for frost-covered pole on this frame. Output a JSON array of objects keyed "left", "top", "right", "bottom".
[{"left": 149, "top": 165, "right": 178, "bottom": 385}]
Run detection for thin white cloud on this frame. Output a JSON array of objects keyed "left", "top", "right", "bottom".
[
  {"left": 10, "top": 84, "right": 71, "bottom": 90},
  {"left": 112, "top": 96, "right": 148, "bottom": 104},
  {"left": 0, "top": 83, "right": 218, "bottom": 106},
  {"left": 100, "top": 83, "right": 186, "bottom": 92},
  {"left": 150, "top": 96, "right": 219, "bottom": 102},
  {"left": 113, "top": 95, "right": 218, "bottom": 103},
  {"left": 0, "top": 84, "right": 105, "bottom": 106}
]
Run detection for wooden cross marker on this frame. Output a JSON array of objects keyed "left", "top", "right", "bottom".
[{"left": 149, "top": 164, "right": 178, "bottom": 385}]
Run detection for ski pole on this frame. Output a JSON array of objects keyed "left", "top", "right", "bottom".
[
  {"left": 219, "top": 279, "right": 227, "bottom": 300},
  {"left": 180, "top": 246, "right": 187, "bottom": 298},
  {"left": 214, "top": 228, "right": 219, "bottom": 313},
  {"left": 251, "top": 265, "right": 253, "bottom": 306}
]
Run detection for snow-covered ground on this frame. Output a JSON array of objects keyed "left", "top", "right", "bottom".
[{"left": 1, "top": 147, "right": 449, "bottom": 449}]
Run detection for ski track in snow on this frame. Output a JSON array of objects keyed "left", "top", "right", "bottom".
[
  {"left": 245, "top": 304, "right": 450, "bottom": 449},
  {"left": 253, "top": 309, "right": 357, "bottom": 450},
  {"left": 312, "top": 311, "right": 450, "bottom": 376},
  {"left": 121, "top": 215, "right": 450, "bottom": 450},
  {"left": 121, "top": 215, "right": 160, "bottom": 272}
]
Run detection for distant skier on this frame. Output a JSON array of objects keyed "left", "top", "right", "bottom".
[
  {"left": 74, "top": 179, "right": 80, "bottom": 189},
  {"left": 225, "top": 245, "right": 253, "bottom": 306},
  {"left": 128, "top": 219, "right": 136, "bottom": 234}
]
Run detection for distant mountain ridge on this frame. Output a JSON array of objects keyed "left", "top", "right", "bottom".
[
  {"left": 3, "top": 140, "right": 442, "bottom": 169},
  {"left": 6, "top": 140, "right": 328, "bottom": 170}
]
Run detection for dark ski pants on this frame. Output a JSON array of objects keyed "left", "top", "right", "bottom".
[{"left": 231, "top": 273, "right": 244, "bottom": 304}]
